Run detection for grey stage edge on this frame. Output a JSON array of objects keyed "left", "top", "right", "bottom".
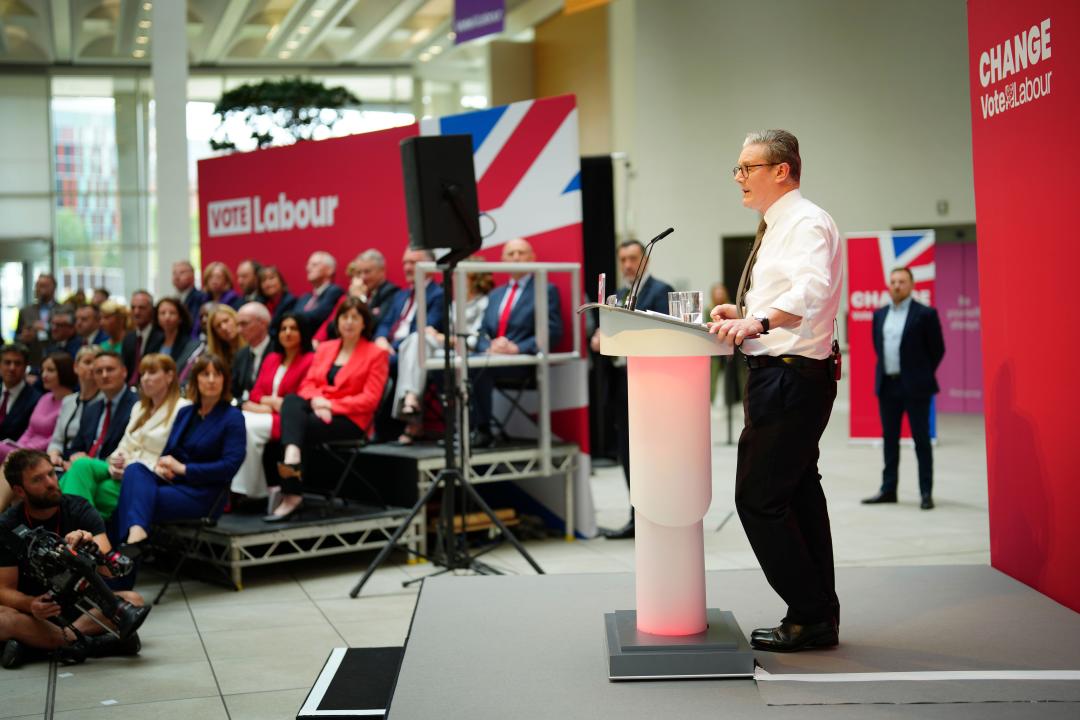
[{"left": 386, "top": 566, "right": 1080, "bottom": 720}]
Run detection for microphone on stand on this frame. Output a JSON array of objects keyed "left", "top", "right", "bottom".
[{"left": 626, "top": 227, "right": 674, "bottom": 311}]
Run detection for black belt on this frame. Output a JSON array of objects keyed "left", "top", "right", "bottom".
[
  {"left": 885, "top": 373, "right": 901, "bottom": 380},
  {"left": 744, "top": 354, "right": 830, "bottom": 370}
]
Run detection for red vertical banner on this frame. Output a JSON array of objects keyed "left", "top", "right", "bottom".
[
  {"left": 846, "top": 231, "right": 936, "bottom": 441},
  {"left": 969, "top": 0, "right": 1080, "bottom": 611}
]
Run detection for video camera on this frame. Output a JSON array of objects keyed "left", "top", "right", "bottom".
[{"left": 2, "top": 525, "right": 149, "bottom": 640}]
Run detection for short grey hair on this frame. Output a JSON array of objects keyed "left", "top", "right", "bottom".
[
  {"left": 358, "top": 249, "right": 386, "bottom": 268},
  {"left": 310, "top": 251, "right": 337, "bottom": 273},
  {"left": 238, "top": 302, "right": 271, "bottom": 325},
  {"left": 743, "top": 129, "right": 801, "bottom": 182}
]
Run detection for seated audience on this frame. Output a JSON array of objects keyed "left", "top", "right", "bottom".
[
  {"left": 44, "top": 307, "right": 82, "bottom": 359},
  {"left": 47, "top": 346, "right": 102, "bottom": 468},
  {"left": 355, "top": 249, "right": 400, "bottom": 325},
  {"left": 154, "top": 297, "right": 199, "bottom": 377},
  {"left": 172, "top": 260, "right": 208, "bottom": 336},
  {"left": 236, "top": 259, "right": 263, "bottom": 303},
  {"left": 393, "top": 257, "right": 492, "bottom": 444},
  {"left": 0, "top": 344, "right": 43, "bottom": 445},
  {"left": 63, "top": 351, "right": 136, "bottom": 468},
  {"left": 60, "top": 354, "right": 188, "bottom": 520},
  {"left": 97, "top": 301, "right": 129, "bottom": 353},
  {"left": 232, "top": 303, "right": 273, "bottom": 402},
  {"left": 266, "top": 299, "right": 388, "bottom": 522},
  {"left": 203, "top": 261, "right": 242, "bottom": 311},
  {"left": 259, "top": 264, "right": 296, "bottom": 333},
  {"left": 91, "top": 288, "right": 110, "bottom": 307},
  {"left": 0, "top": 449, "right": 145, "bottom": 668},
  {"left": 114, "top": 354, "right": 245, "bottom": 551},
  {"left": 75, "top": 304, "right": 107, "bottom": 347},
  {"left": 374, "top": 249, "right": 445, "bottom": 364},
  {"left": 471, "top": 238, "right": 563, "bottom": 446},
  {"left": 293, "top": 251, "right": 344, "bottom": 335},
  {"left": 233, "top": 313, "right": 315, "bottom": 500},
  {"left": 122, "top": 290, "right": 163, "bottom": 386}
]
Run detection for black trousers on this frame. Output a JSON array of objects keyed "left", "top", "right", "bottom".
[
  {"left": 878, "top": 377, "right": 933, "bottom": 498},
  {"left": 610, "top": 365, "right": 631, "bottom": 486},
  {"left": 736, "top": 363, "right": 838, "bottom": 626},
  {"left": 471, "top": 365, "right": 532, "bottom": 434},
  {"left": 276, "top": 394, "right": 365, "bottom": 494}
]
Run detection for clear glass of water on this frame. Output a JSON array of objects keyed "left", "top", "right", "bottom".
[{"left": 669, "top": 291, "right": 705, "bottom": 324}]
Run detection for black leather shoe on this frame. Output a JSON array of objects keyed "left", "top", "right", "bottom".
[
  {"left": 861, "top": 491, "right": 898, "bottom": 504},
  {"left": 599, "top": 521, "right": 635, "bottom": 539},
  {"left": 750, "top": 619, "right": 838, "bottom": 652},
  {"left": 82, "top": 632, "right": 142, "bottom": 658},
  {"left": 470, "top": 429, "right": 495, "bottom": 449},
  {"left": 1, "top": 640, "right": 25, "bottom": 669},
  {"left": 921, "top": 496, "right": 934, "bottom": 510},
  {"left": 263, "top": 500, "right": 304, "bottom": 523}
]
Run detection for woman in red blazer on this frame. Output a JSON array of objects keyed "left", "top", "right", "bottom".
[
  {"left": 265, "top": 297, "right": 389, "bottom": 522},
  {"left": 232, "top": 313, "right": 315, "bottom": 500}
]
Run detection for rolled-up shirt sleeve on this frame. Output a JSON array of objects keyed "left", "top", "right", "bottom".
[{"left": 768, "top": 218, "right": 836, "bottom": 337}]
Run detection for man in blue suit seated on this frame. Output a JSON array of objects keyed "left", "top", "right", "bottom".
[
  {"left": 863, "top": 266, "right": 945, "bottom": 510},
  {"left": 471, "top": 238, "right": 562, "bottom": 448},
  {"left": 292, "top": 251, "right": 345, "bottom": 336},
  {"left": 0, "top": 344, "right": 44, "bottom": 444},
  {"left": 374, "top": 248, "right": 445, "bottom": 362},
  {"left": 593, "top": 239, "right": 675, "bottom": 539},
  {"left": 60, "top": 351, "right": 136, "bottom": 470}
]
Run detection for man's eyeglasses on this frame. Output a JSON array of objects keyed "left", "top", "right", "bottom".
[{"left": 732, "top": 163, "right": 779, "bottom": 179}]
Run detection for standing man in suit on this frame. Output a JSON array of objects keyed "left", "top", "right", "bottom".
[
  {"left": 122, "top": 290, "right": 162, "bottom": 386},
  {"left": 293, "top": 251, "right": 344, "bottom": 335},
  {"left": 472, "top": 238, "right": 562, "bottom": 448},
  {"left": 232, "top": 303, "right": 272, "bottom": 402},
  {"left": 863, "top": 267, "right": 945, "bottom": 510},
  {"left": 355, "top": 249, "right": 399, "bottom": 326},
  {"left": 62, "top": 352, "right": 136, "bottom": 468},
  {"left": 0, "top": 344, "right": 43, "bottom": 443},
  {"left": 709, "top": 130, "right": 842, "bottom": 652},
  {"left": 594, "top": 239, "right": 676, "bottom": 539},
  {"left": 172, "top": 261, "right": 208, "bottom": 335},
  {"left": 15, "top": 274, "right": 58, "bottom": 369}
]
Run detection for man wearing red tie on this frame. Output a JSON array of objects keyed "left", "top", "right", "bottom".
[
  {"left": 471, "top": 239, "right": 562, "bottom": 448},
  {"left": 60, "top": 352, "right": 136, "bottom": 471}
]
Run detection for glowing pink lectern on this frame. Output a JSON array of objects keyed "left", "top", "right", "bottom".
[{"left": 582, "top": 303, "right": 755, "bottom": 680}]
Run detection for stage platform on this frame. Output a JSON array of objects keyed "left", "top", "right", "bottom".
[
  {"left": 153, "top": 502, "right": 423, "bottom": 589},
  {"left": 387, "top": 565, "right": 1080, "bottom": 719}
]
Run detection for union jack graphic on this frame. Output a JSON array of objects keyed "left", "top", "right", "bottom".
[{"left": 877, "top": 230, "right": 936, "bottom": 287}]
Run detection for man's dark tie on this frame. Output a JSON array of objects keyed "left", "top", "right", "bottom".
[
  {"left": 735, "top": 219, "right": 768, "bottom": 319},
  {"left": 0, "top": 389, "right": 8, "bottom": 425}
]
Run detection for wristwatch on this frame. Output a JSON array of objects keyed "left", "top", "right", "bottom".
[{"left": 752, "top": 311, "right": 770, "bottom": 335}]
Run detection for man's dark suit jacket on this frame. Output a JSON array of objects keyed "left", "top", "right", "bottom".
[
  {"left": 375, "top": 282, "right": 445, "bottom": 350},
  {"left": 181, "top": 289, "right": 209, "bottom": 336},
  {"left": 45, "top": 336, "right": 84, "bottom": 360},
  {"left": 0, "top": 383, "right": 44, "bottom": 441},
  {"left": 268, "top": 292, "right": 297, "bottom": 333},
  {"left": 872, "top": 299, "right": 945, "bottom": 398},
  {"left": 231, "top": 343, "right": 270, "bottom": 400},
  {"left": 617, "top": 275, "right": 675, "bottom": 315},
  {"left": 66, "top": 389, "right": 137, "bottom": 460},
  {"left": 293, "top": 284, "right": 345, "bottom": 335},
  {"left": 121, "top": 328, "right": 164, "bottom": 383},
  {"left": 367, "top": 281, "right": 400, "bottom": 326},
  {"left": 475, "top": 278, "right": 563, "bottom": 354}
]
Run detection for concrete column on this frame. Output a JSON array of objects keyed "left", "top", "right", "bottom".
[
  {"left": 151, "top": 0, "right": 189, "bottom": 298},
  {"left": 114, "top": 80, "right": 149, "bottom": 299}
]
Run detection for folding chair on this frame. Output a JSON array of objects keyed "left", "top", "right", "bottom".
[{"left": 152, "top": 484, "right": 232, "bottom": 604}]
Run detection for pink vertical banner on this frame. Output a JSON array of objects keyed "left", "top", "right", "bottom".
[{"left": 935, "top": 243, "right": 983, "bottom": 413}]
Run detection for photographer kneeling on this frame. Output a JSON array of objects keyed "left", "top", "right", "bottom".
[{"left": 0, "top": 449, "right": 147, "bottom": 668}]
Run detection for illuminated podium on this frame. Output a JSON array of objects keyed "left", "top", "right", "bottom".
[{"left": 583, "top": 303, "right": 754, "bottom": 680}]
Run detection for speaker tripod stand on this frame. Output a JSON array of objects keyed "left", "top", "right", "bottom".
[{"left": 349, "top": 264, "right": 543, "bottom": 598}]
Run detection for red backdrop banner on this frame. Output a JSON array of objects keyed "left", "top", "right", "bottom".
[
  {"left": 968, "top": 0, "right": 1080, "bottom": 611},
  {"left": 846, "top": 232, "right": 936, "bottom": 441}
]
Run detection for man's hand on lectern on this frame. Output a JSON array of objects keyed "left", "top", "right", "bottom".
[{"left": 709, "top": 303, "right": 738, "bottom": 323}]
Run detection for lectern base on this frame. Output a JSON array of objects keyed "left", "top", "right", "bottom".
[{"left": 604, "top": 609, "right": 755, "bottom": 680}]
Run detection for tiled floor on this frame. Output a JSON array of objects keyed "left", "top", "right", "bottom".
[{"left": 2, "top": 385, "right": 989, "bottom": 719}]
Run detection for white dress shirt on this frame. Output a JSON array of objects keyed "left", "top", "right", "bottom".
[{"left": 741, "top": 189, "right": 843, "bottom": 360}]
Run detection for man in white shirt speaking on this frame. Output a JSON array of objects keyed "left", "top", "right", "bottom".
[{"left": 709, "top": 129, "right": 843, "bottom": 653}]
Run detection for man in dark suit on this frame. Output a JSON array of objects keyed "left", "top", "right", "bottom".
[
  {"left": 172, "top": 261, "right": 208, "bottom": 336},
  {"left": 74, "top": 305, "right": 108, "bottom": 347},
  {"left": 355, "top": 249, "right": 399, "bottom": 325},
  {"left": 374, "top": 249, "right": 445, "bottom": 358},
  {"left": 293, "top": 251, "right": 344, "bottom": 335},
  {"left": 15, "top": 274, "right": 59, "bottom": 368},
  {"left": 863, "top": 266, "right": 945, "bottom": 510},
  {"left": 0, "top": 344, "right": 43, "bottom": 442},
  {"left": 43, "top": 307, "right": 83, "bottom": 359},
  {"left": 236, "top": 259, "right": 263, "bottom": 304},
  {"left": 594, "top": 239, "right": 675, "bottom": 539},
  {"left": 63, "top": 351, "right": 136, "bottom": 465},
  {"left": 232, "top": 303, "right": 272, "bottom": 402},
  {"left": 471, "top": 239, "right": 563, "bottom": 448},
  {"left": 122, "top": 290, "right": 163, "bottom": 386}
]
